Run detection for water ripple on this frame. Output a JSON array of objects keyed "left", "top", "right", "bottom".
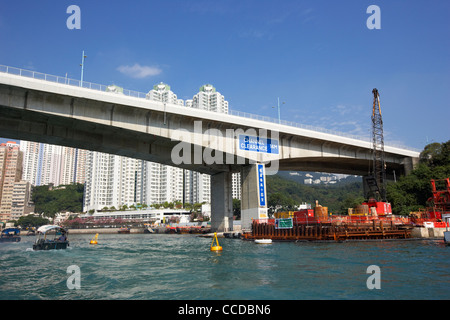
[{"left": 0, "top": 235, "right": 449, "bottom": 299}]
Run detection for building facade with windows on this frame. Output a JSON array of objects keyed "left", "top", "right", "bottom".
[
  {"left": 20, "top": 141, "right": 87, "bottom": 187},
  {"left": 83, "top": 152, "right": 141, "bottom": 212},
  {"left": 10, "top": 180, "right": 34, "bottom": 220},
  {"left": 0, "top": 142, "right": 26, "bottom": 222},
  {"left": 190, "top": 84, "right": 229, "bottom": 114},
  {"left": 146, "top": 82, "right": 184, "bottom": 106}
]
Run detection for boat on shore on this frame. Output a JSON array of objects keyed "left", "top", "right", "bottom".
[
  {"left": 144, "top": 227, "right": 154, "bottom": 234},
  {"left": 0, "top": 228, "right": 21, "bottom": 243},
  {"left": 444, "top": 216, "right": 450, "bottom": 245},
  {"left": 118, "top": 227, "right": 130, "bottom": 234},
  {"left": 33, "top": 225, "right": 69, "bottom": 250}
]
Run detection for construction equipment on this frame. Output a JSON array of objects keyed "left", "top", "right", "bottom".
[
  {"left": 360, "top": 88, "right": 394, "bottom": 218},
  {"left": 364, "top": 88, "right": 387, "bottom": 202},
  {"left": 428, "top": 178, "right": 450, "bottom": 220},
  {"left": 410, "top": 178, "right": 450, "bottom": 227}
]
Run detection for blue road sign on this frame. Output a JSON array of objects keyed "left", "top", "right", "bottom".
[{"left": 239, "top": 135, "right": 279, "bottom": 154}]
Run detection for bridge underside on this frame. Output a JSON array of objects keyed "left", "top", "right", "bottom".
[
  {"left": 279, "top": 157, "right": 405, "bottom": 180},
  {"left": 0, "top": 105, "right": 408, "bottom": 178},
  {"left": 0, "top": 104, "right": 241, "bottom": 175}
]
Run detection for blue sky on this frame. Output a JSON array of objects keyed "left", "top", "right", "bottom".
[{"left": 0, "top": 0, "right": 448, "bottom": 150}]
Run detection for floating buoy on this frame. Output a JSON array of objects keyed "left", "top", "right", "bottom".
[
  {"left": 90, "top": 233, "right": 99, "bottom": 245},
  {"left": 210, "top": 232, "right": 222, "bottom": 251}
]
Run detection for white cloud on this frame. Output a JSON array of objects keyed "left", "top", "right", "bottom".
[
  {"left": 300, "top": 7, "right": 316, "bottom": 24},
  {"left": 117, "top": 63, "right": 162, "bottom": 79},
  {"left": 238, "top": 29, "right": 268, "bottom": 39},
  {"left": 187, "top": 1, "right": 231, "bottom": 15},
  {"left": 23, "top": 61, "right": 35, "bottom": 71},
  {"left": 333, "top": 104, "right": 363, "bottom": 116}
]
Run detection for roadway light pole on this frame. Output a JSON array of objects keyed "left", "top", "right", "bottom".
[
  {"left": 277, "top": 97, "right": 281, "bottom": 124},
  {"left": 273, "top": 97, "right": 285, "bottom": 124},
  {"left": 80, "top": 50, "right": 87, "bottom": 87}
]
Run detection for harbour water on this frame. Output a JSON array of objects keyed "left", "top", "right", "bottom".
[{"left": 0, "top": 234, "right": 449, "bottom": 300}]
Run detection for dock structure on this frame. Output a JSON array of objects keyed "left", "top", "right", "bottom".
[{"left": 243, "top": 219, "right": 413, "bottom": 242}]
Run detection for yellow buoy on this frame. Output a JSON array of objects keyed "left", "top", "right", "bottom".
[
  {"left": 210, "top": 232, "right": 222, "bottom": 251},
  {"left": 90, "top": 233, "right": 99, "bottom": 245}
]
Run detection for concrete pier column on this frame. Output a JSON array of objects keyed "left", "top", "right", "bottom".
[
  {"left": 211, "top": 171, "right": 233, "bottom": 232},
  {"left": 241, "top": 163, "right": 268, "bottom": 230},
  {"left": 403, "top": 156, "right": 419, "bottom": 175}
]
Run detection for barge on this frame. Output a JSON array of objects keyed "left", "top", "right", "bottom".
[
  {"left": 244, "top": 219, "right": 412, "bottom": 242},
  {"left": 244, "top": 201, "right": 413, "bottom": 242}
]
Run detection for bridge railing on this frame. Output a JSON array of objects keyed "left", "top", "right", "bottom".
[
  {"left": 0, "top": 65, "right": 148, "bottom": 99},
  {"left": 0, "top": 64, "right": 420, "bottom": 152},
  {"left": 229, "top": 109, "right": 370, "bottom": 142}
]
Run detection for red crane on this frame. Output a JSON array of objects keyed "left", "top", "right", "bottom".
[
  {"left": 411, "top": 178, "right": 450, "bottom": 227},
  {"left": 428, "top": 178, "right": 450, "bottom": 220}
]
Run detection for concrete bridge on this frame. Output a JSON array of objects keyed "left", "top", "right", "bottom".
[{"left": 0, "top": 67, "right": 420, "bottom": 231}]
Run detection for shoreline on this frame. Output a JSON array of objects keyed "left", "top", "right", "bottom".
[{"left": 67, "top": 227, "right": 146, "bottom": 234}]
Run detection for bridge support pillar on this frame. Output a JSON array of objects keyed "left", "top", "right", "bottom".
[
  {"left": 403, "top": 156, "right": 419, "bottom": 175},
  {"left": 241, "top": 163, "right": 268, "bottom": 231},
  {"left": 211, "top": 171, "right": 233, "bottom": 232}
]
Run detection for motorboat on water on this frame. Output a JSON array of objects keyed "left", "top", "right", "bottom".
[
  {"left": 33, "top": 225, "right": 69, "bottom": 250},
  {"left": 0, "top": 228, "right": 21, "bottom": 243},
  {"left": 254, "top": 239, "right": 272, "bottom": 244}
]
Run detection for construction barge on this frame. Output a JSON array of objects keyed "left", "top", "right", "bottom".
[
  {"left": 243, "top": 200, "right": 413, "bottom": 242},
  {"left": 244, "top": 219, "right": 412, "bottom": 242}
]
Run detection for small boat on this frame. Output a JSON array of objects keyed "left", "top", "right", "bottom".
[
  {"left": 33, "top": 225, "right": 69, "bottom": 250},
  {"left": 144, "top": 227, "right": 154, "bottom": 234},
  {"left": 444, "top": 217, "right": 450, "bottom": 245},
  {"left": 444, "top": 216, "right": 450, "bottom": 245},
  {"left": 118, "top": 227, "right": 130, "bottom": 234},
  {"left": 165, "top": 226, "right": 178, "bottom": 234},
  {"left": 255, "top": 239, "right": 272, "bottom": 244},
  {"left": 444, "top": 231, "right": 450, "bottom": 244},
  {"left": 0, "top": 228, "right": 21, "bottom": 243}
]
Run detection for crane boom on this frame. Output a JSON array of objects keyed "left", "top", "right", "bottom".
[{"left": 371, "top": 88, "right": 387, "bottom": 201}]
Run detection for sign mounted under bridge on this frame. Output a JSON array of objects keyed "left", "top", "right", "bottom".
[{"left": 239, "top": 135, "right": 279, "bottom": 154}]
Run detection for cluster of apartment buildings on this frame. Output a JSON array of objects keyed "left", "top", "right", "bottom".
[{"left": 0, "top": 83, "right": 241, "bottom": 223}]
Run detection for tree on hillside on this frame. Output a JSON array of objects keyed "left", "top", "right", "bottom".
[
  {"left": 386, "top": 140, "right": 450, "bottom": 215},
  {"left": 32, "top": 183, "right": 84, "bottom": 219},
  {"left": 420, "top": 141, "right": 450, "bottom": 168},
  {"left": 266, "top": 175, "right": 364, "bottom": 215},
  {"left": 233, "top": 199, "right": 241, "bottom": 219},
  {"left": 268, "top": 192, "right": 297, "bottom": 214},
  {"left": 16, "top": 215, "right": 50, "bottom": 228}
]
